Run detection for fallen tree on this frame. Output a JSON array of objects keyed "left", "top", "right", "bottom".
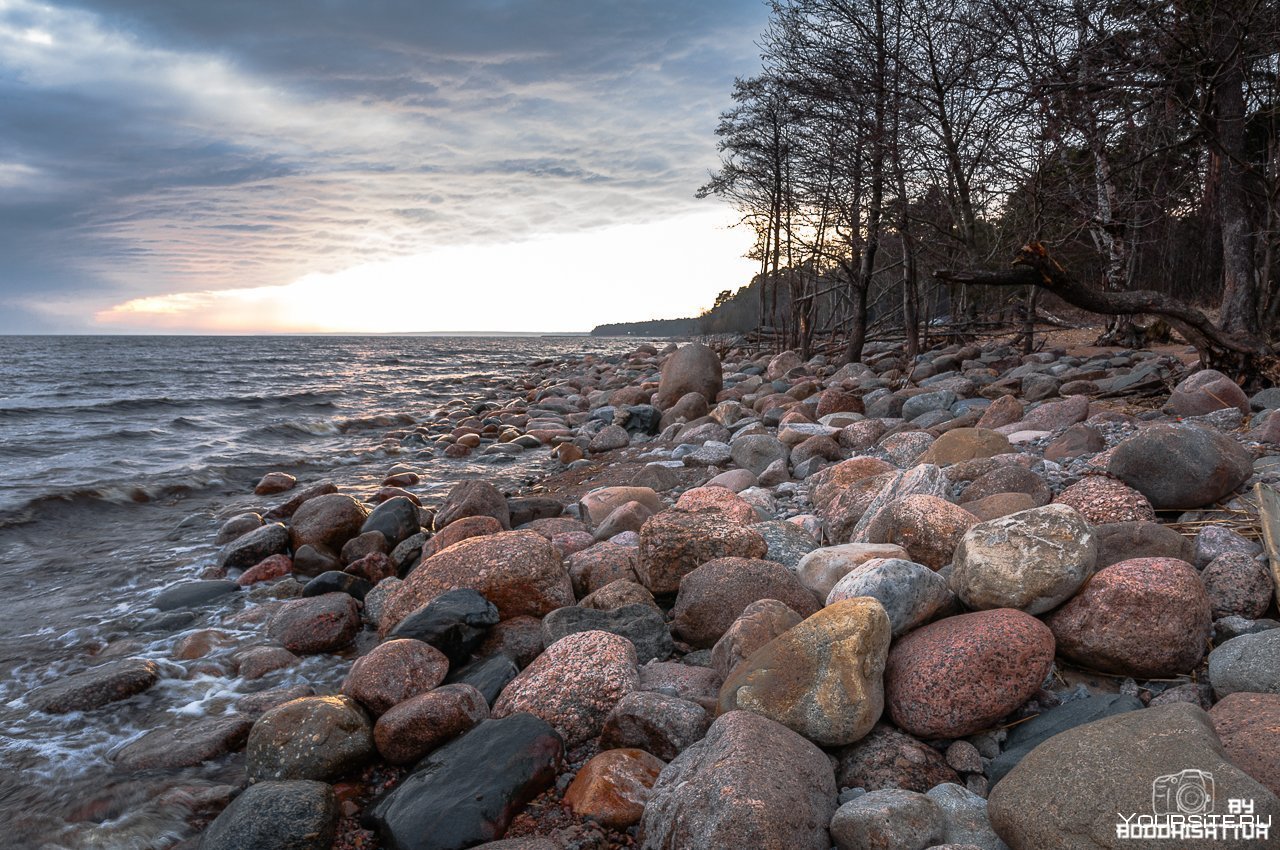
[{"left": 935, "top": 243, "right": 1279, "bottom": 388}]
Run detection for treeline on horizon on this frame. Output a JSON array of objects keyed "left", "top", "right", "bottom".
[{"left": 664, "top": 0, "right": 1280, "bottom": 364}]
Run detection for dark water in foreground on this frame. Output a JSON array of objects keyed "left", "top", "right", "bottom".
[{"left": 0, "top": 334, "right": 639, "bottom": 849}]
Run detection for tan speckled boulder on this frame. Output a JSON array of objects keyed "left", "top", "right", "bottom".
[{"left": 719, "top": 598, "right": 891, "bottom": 747}]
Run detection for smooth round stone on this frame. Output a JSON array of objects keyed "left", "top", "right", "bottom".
[
  {"left": 599, "top": 691, "right": 711, "bottom": 761},
  {"left": 885, "top": 609, "right": 1055, "bottom": 739},
  {"left": 1107, "top": 424, "right": 1252, "bottom": 509},
  {"left": 794, "top": 542, "right": 910, "bottom": 600},
  {"left": 267, "top": 592, "right": 360, "bottom": 654},
  {"left": 198, "top": 780, "right": 336, "bottom": 850},
  {"left": 373, "top": 683, "right": 490, "bottom": 765},
  {"left": 1052, "top": 476, "right": 1154, "bottom": 524},
  {"left": 1045, "top": 557, "right": 1212, "bottom": 678},
  {"left": 711, "top": 598, "right": 803, "bottom": 681},
  {"left": 950, "top": 504, "right": 1096, "bottom": 614},
  {"left": 671, "top": 557, "right": 819, "bottom": 649},
  {"left": 636, "top": 511, "right": 768, "bottom": 595},
  {"left": 29, "top": 658, "right": 161, "bottom": 714},
  {"left": 918, "top": 428, "right": 1013, "bottom": 466},
  {"left": 1210, "top": 692, "right": 1280, "bottom": 796},
  {"left": 826, "top": 558, "right": 951, "bottom": 637},
  {"left": 835, "top": 723, "right": 959, "bottom": 792},
  {"left": 719, "top": 597, "right": 891, "bottom": 747},
  {"left": 563, "top": 748, "right": 665, "bottom": 829},
  {"left": 1201, "top": 552, "right": 1274, "bottom": 619},
  {"left": 112, "top": 714, "right": 254, "bottom": 770},
  {"left": 340, "top": 638, "right": 449, "bottom": 715}
]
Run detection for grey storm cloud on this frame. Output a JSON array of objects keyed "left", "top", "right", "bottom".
[{"left": 0, "top": 0, "right": 768, "bottom": 331}]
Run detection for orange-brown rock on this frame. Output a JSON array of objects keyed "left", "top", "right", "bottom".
[{"left": 563, "top": 748, "right": 665, "bottom": 829}]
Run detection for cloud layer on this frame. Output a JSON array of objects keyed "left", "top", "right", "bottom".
[{"left": 0, "top": 0, "right": 768, "bottom": 331}]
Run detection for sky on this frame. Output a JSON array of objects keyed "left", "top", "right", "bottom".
[{"left": 0, "top": 0, "right": 768, "bottom": 333}]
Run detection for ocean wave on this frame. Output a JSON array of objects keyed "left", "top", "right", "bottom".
[{"left": 0, "top": 390, "right": 340, "bottom": 418}]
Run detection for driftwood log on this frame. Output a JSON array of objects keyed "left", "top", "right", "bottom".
[{"left": 936, "top": 243, "right": 1278, "bottom": 387}]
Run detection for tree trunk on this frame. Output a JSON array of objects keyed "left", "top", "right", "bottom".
[
  {"left": 1211, "top": 3, "right": 1260, "bottom": 336},
  {"left": 936, "top": 243, "right": 1276, "bottom": 385}
]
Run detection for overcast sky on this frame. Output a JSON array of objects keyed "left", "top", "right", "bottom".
[{"left": 0, "top": 0, "right": 767, "bottom": 332}]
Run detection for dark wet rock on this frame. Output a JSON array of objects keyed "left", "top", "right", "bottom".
[
  {"left": 835, "top": 723, "right": 959, "bottom": 793},
  {"left": 373, "top": 683, "right": 490, "bottom": 765},
  {"left": 599, "top": 691, "right": 711, "bottom": 761},
  {"left": 434, "top": 480, "right": 511, "bottom": 532},
  {"left": 361, "top": 496, "right": 422, "bottom": 548},
  {"left": 268, "top": 593, "right": 360, "bottom": 654},
  {"left": 263, "top": 480, "right": 338, "bottom": 521},
  {"left": 114, "top": 714, "right": 254, "bottom": 770},
  {"left": 31, "top": 658, "right": 161, "bottom": 714},
  {"left": 365, "top": 713, "right": 563, "bottom": 850},
  {"left": 389, "top": 588, "right": 500, "bottom": 665},
  {"left": 987, "top": 694, "right": 1144, "bottom": 787},
  {"left": 1107, "top": 424, "right": 1252, "bottom": 509},
  {"left": 235, "top": 684, "right": 315, "bottom": 716},
  {"left": 292, "top": 543, "right": 341, "bottom": 578},
  {"left": 245, "top": 695, "right": 374, "bottom": 782},
  {"left": 507, "top": 496, "right": 564, "bottom": 527},
  {"left": 475, "top": 615, "right": 544, "bottom": 669},
  {"left": 639, "top": 710, "right": 837, "bottom": 850},
  {"left": 541, "top": 604, "right": 672, "bottom": 663},
  {"left": 155, "top": 580, "right": 240, "bottom": 611},
  {"left": 219, "top": 522, "right": 289, "bottom": 569},
  {"left": 254, "top": 471, "right": 298, "bottom": 496},
  {"left": 301, "top": 570, "right": 373, "bottom": 600},
  {"left": 289, "top": 493, "right": 369, "bottom": 553},
  {"left": 446, "top": 654, "right": 521, "bottom": 705},
  {"left": 215, "top": 512, "right": 264, "bottom": 546},
  {"left": 198, "top": 780, "right": 336, "bottom": 850},
  {"left": 233, "top": 646, "right": 299, "bottom": 680},
  {"left": 341, "top": 530, "right": 388, "bottom": 565}
]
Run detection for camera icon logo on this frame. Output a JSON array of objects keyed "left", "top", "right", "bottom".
[{"left": 1152, "top": 769, "right": 1215, "bottom": 816}]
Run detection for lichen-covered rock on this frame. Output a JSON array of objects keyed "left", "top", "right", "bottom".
[
  {"left": 719, "top": 598, "right": 890, "bottom": 747},
  {"left": 268, "top": 593, "right": 360, "bottom": 654},
  {"left": 950, "top": 504, "right": 1096, "bottom": 614},
  {"left": 245, "top": 695, "right": 374, "bottom": 782}
]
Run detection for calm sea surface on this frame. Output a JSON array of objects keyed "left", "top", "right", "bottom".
[{"left": 0, "top": 334, "right": 642, "bottom": 848}]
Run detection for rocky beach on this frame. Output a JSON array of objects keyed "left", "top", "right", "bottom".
[{"left": 8, "top": 334, "right": 1280, "bottom": 850}]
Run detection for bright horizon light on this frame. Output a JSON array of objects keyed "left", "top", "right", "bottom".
[{"left": 91, "top": 209, "right": 759, "bottom": 334}]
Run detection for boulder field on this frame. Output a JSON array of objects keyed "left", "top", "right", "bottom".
[{"left": 62, "top": 340, "right": 1280, "bottom": 849}]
